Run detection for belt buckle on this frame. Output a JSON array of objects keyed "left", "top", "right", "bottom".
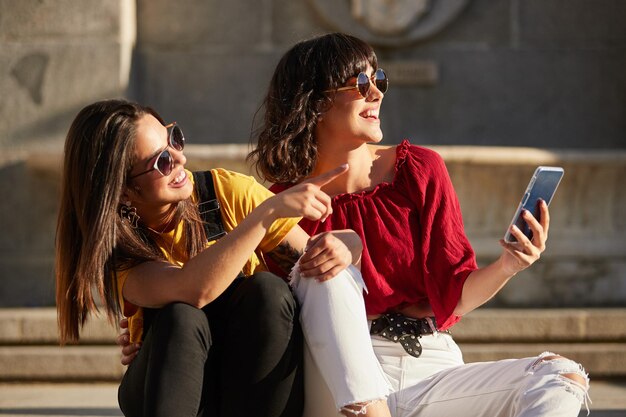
[
  {"left": 371, "top": 313, "right": 423, "bottom": 358},
  {"left": 399, "top": 334, "right": 422, "bottom": 358}
]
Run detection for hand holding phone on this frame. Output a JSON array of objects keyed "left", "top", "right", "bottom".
[{"left": 503, "top": 166, "right": 564, "bottom": 243}]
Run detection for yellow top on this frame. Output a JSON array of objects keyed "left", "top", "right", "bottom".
[{"left": 117, "top": 168, "right": 300, "bottom": 342}]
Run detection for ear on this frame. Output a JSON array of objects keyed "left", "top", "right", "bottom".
[
  {"left": 118, "top": 190, "right": 130, "bottom": 205},
  {"left": 120, "top": 187, "right": 134, "bottom": 206}
]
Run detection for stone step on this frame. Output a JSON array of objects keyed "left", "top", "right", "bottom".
[
  {"left": 459, "top": 342, "right": 626, "bottom": 377},
  {"left": 2, "top": 307, "right": 624, "bottom": 344},
  {"left": 3, "top": 381, "right": 626, "bottom": 416},
  {"left": 0, "top": 308, "right": 625, "bottom": 381},
  {"left": 0, "top": 308, "right": 116, "bottom": 344},
  {"left": 0, "top": 346, "right": 124, "bottom": 381},
  {"left": 0, "top": 342, "right": 623, "bottom": 381},
  {"left": 452, "top": 308, "right": 626, "bottom": 342}
]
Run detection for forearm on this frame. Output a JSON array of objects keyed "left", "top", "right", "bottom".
[
  {"left": 260, "top": 222, "right": 311, "bottom": 276},
  {"left": 453, "top": 257, "right": 514, "bottom": 316},
  {"left": 126, "top": 168, "right": 346, "bottom": 308},
  {"left": 180, "top": 201, "right": 277, "bottom": 305},
  {"left": 269, "top": 228, "right": 363, "bottom": 281},
  {"left": 266, "top": 228, "right": 363, "bottom": 274},
  {"left": 125, "top": 200, "right": 278, "bottom": 309}
]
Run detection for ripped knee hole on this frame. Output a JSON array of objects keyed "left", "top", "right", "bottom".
[{"left": 540, "top": 355, "right": 588, "bottom": 387}]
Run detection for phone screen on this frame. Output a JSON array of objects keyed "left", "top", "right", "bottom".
[{"left": 504, "top": 166, "right": 564, "bottom": 243}]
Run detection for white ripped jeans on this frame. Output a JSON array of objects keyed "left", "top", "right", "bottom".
[{"left": 290, "top": 265, "right": 590, "bottom": 417}]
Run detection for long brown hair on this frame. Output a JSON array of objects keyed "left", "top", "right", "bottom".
[
  {"left": 248, "top": 32, "right": 378, "bottom": 184},
  {"left": 56, "top": 99, "right": 206, "bottom": 344}
]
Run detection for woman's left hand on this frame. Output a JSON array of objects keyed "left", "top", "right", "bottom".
[
  {"left": 117, "top": 318, "right": 141, "bottom": 366},
  {"left": 454, "top": 200, "right": 551, "bottom": 316},
  {"left": 299, "top": 230, "right": 362, "bottom": 281},
  {"left": 498, "top": 199, "right": 549, "bottom": 276}
]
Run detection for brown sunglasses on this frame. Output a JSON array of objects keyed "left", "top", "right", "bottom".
[
  {"left": 324, "top": 68, "right": 389, "bottom": 98},
  {"left": 129, "top": 122, "right": 185, "bottom": 179}
]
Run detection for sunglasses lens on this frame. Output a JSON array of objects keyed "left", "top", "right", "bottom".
[
  {"left": 156, "top": 150, "right": 173, "bottom": 176},
  {"left": 375, "top": 69, "right": 388, "bottom": 94},
  {"left": 356, "top": 72, "right": 370, "bottom": 97},
  {"left": 170, "top": 125, "right": 185, "bottom": 151}
]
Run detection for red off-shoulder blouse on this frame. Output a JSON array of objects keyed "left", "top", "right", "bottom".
[{"left": 271, "top": 140, "right": 477, "bottom": 330}]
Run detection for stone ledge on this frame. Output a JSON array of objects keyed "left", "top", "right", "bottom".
[
  {"left": 0, "top": 346, "right": 124, "bottom": 381},
  {"left": 23, "top": 144, "right": 255, "bottom": 180},
  {"left": 459, "top": 342, "right": 626, "bottom": 377},
  {"left": 1, "top": 342, "right": 623, "bottom": 381},
  {"left": 1, "top": 308, "right": 624, "bottom": 381},
  {"left": 21, "top": 144, "right": 626, "bottom": 178},
  {"left": 452, "top": 308, "right": 626, "bottom": 342},
  {"left": 2, "top": 308, "right": 625, "bottom": 344},
  {"left": 0, "top": 308, "right": 117, "bottom": 344}
]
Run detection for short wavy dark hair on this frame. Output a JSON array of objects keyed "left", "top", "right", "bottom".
[{"left": 249, "top": 32, "right": 378, "bottom": 184}]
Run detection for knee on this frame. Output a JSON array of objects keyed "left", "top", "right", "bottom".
[
  {"left": 238, "top": 272, "right": 297, "bottom": 321},
  {"left": 292, "top": 266, "right": 364, "bottom": 305},
  {"left": 153, "top": 302, "right": 211, "bottom": 347},
  {"left": 536, "top": 354, "right": 589, "bottom": 389},
  {"left": 159, "top": 302, "right": 208, "bottom": 325}
]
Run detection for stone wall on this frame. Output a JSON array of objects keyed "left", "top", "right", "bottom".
[
  {"left": 0, "top": 0, "right": 136, "bottom": 306},
  {"left": 0, "top": 0, "right": 624, "bottom": 307},
  {"left": 441, "top": 147, "right": 626, "bottom": 308},
  {"left": 133, "top": 0, "right": 626, "bottom": 149},
  {"left": 0, "top": 0, "right": 135, "bottom": 152}
]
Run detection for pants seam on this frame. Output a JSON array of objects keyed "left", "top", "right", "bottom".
[{"left": 395, "top": 386, "right": 518, "bottom": 411}]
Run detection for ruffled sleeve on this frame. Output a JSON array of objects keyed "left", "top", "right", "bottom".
[{"left": 395, "top": 142, "right": 477, "bottom": 329}]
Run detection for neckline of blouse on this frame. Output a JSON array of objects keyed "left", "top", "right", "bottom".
[{"left": 330, "top": 139, "right": 411, "bottom": 204}]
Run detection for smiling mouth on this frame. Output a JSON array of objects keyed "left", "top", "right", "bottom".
[
  {"left": 360, "top": 110, "right": 379, "bottom": 120},
  {"left": 171, "top": 169, "right": 187, "bottom": 185}
]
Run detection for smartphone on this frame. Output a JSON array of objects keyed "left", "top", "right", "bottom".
[{"left": 503, "top": 166, "right": 564, "bottom": 243}]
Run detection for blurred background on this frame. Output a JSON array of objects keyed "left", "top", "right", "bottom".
[
  {"left": 2, "top": 0, "right": 624, "bottom": 308},
  {"left": 0, "top": 0, "right": 624, "bottom": 413}
]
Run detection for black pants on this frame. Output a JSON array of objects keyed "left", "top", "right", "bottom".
[{"left": 118, "top": 272, "right": 304, "bottom": 417}]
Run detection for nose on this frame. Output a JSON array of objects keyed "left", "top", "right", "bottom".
[
  {"left": 367, "top": 81, "right": 384, "bottom": 101},
  {"left": 171, "top": 146, "right": 186, "bottom": 167}
]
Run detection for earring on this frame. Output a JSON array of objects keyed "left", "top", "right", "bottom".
[{"left": 119, "top": 202, "right": 140, "bottom": 228}]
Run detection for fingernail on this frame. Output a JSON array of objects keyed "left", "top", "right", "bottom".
[{"left": 340, "top": 163, "right": 348, "bottom": 169}]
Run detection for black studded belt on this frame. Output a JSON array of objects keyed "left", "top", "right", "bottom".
[{"left": 370, "top": 313, "right": 448, "bottom": 358}]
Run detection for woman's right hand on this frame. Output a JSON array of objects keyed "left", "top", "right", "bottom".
[
  {"left": 117, "top": 318, "right": 140, "bottom": 366},
  {"left": 266, "top": 164, "right": 348, "bottom": 222}
]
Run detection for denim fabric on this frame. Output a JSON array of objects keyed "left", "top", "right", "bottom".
[
  {"left": 290, "top": 265, "right": 393, "bottom": 411},
  {"left": 292, "top": 266, "right": 589, "bottom": 417}
]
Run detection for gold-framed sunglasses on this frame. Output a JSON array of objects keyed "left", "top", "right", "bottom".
[
  {"left": 129, "top": 122, "right": 185, "bottom": 179},
  {"left": 324, "top": 68, "right": 389, "bottom": 98}
]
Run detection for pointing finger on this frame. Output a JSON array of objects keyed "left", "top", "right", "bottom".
[{"left": 304, "top": 164, "right": 349, "bottom": 187}]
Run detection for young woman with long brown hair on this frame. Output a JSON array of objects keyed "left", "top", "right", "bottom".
[{"left": 56, "top": 99, "right": 375, "bottom": 417}]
